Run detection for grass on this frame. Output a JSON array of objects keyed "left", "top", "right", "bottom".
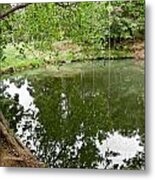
[
  {"left": 1, "top": 58, "right": 42, "bottom": 70},
  {"left": 0, "top": 42, "right": 134, "bottom": 75},
  {"left": 1, "top": 44, "right": 44, "bottom": 72}
]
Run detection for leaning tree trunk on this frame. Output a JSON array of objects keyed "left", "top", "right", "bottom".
[{"left": 0, "top": 111, "right": 44, "bottom": 167}]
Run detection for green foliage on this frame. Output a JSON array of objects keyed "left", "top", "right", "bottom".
[{"left": 0, "top": 1, "right": 145, "bottom": 62}]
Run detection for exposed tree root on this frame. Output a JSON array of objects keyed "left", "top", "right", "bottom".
[{"left": 0, "top": 111, "right": 45, "bottom": 168}]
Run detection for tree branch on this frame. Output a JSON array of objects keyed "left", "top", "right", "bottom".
[{"left": 0, "top": 3, "right": 31, "bottom": 20}]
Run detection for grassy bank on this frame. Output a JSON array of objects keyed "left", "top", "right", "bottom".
[{"left": 0, "top": 41, "right": 143, "bottom": 75}]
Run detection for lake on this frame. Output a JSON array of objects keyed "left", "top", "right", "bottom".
[{"left": 0, "top": 60, "right": 145, "bottom": 169}]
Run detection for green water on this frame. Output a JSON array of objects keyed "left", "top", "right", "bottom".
[{"left": 0, "top": 60, "right": 144, "bottom": 169}]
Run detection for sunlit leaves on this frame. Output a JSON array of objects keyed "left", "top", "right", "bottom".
[{"left": 0, "top": 1, "right": 144, "bottom": 61}]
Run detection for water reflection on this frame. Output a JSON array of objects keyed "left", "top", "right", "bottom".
[{"left": 0, "top": 64, "right": 144, "bottom": 169}]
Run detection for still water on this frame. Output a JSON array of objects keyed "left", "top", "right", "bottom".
[{"left": 0, "top": 61, "right": 145, "bottom": 169}]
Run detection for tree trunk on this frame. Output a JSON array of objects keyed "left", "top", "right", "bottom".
[{"left": 0, "top": 111, "right": 45, "bottom": 167}]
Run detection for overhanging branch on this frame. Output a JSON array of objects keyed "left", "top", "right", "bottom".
[
  {"left": 0, "top": 3, "right": 77, "bottom": 21},
  {"left": 0, "top": 3, "right": 31, "bottom": 20}
]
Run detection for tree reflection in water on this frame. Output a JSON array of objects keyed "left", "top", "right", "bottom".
[{"left": 0, "top": 64, "right": 144, "bottom": 169}]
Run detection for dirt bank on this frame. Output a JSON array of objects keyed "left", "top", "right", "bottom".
[
  {"left": 131, "top": 41, "right": 144, "bottom": 60},
  {"left": 0, "top": 112, "right": 45, "bottom": 168}
]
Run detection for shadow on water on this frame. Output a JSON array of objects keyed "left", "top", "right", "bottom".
[{"left": 0, "top": 61, "right": 145, "bottom": 169}]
